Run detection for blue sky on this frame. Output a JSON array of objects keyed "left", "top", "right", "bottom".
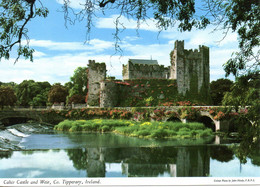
[{"left": 0, "top": 0, "right": 237, "bottom": 84}]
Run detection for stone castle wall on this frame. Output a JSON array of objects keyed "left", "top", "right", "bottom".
[
  {"left": 87, "top": 40, "right": 210, "bottom": 107},
  {"left": 87, "top": 60, "right": 106, "bottom": 106},
  {"left": 170, "top": 40, "right": 210, "bottom": 97},
  {"left": 123, "top": 63, "right": 170, "bottom": 80},
  {"left": 99, "top": 81, "right": 118, "bottom": 108}
]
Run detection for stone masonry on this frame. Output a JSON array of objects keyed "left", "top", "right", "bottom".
[
  {"left": 87, "top": 60, "right": 106, "bottom": 106},
  {"left": 170, "top": 40, "right": 210, "bottom": 95},
  {"left": 87, "top": 40, "right": 210, "bottom": 107},
  {"left": 123, "top": 59, "right": 170, "bottom": 80}
]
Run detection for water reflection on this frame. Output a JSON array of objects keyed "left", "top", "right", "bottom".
[
  {"left": 65, "top": 145, "right": 260, "bottom": 177},
  {"left": 1, "top": 144, "right": 259, "bottom": 178}
]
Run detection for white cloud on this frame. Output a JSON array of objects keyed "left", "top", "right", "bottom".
[
  {"left": 162, "top": 24, "right": 238, "bottom": 49},
  {"left": 27, "top": 39, "right": 114, "bottom": 52},
  {"left": 16, "top": 170, "right": 44, "bottom": 178},
  {"left": 34, "top": 51, "right": 46, "bottom": 58},
  {"left": 96, "top": 14, "right": 160, "bottom": 32},
  {"left": 1, "top": 26, "right": 238, "bottom": 85},
  {"left": 56, "top": 0, "right": 86, "bottom": 9},
  {"left": 0, "top": 150, "right": 75, "bottom": 171}
]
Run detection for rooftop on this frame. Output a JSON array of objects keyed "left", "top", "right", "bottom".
[{"left": 129, "top": 59, "right": 158, "bottom": 65}]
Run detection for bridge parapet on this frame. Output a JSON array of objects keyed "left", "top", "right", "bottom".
[{"left": 0, "top": 106, "right": 233, "bottom": 131}]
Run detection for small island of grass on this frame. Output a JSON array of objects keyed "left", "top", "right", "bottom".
[{"left": 54, "top": 119, "right": 213, "bottom": 139}]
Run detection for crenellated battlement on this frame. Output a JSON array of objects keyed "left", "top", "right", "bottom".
[
  {"left": 123, "top": 59, "right": 170, "bottom": 80},
  {"left": 170, "top": 40, "right": 210, "bottom": 100},
  {"left": 87, "top": 60, "right": 106, "bottom": 106},
  {"left": 87, "top": 40, "right": 210, "bottom": 107}
]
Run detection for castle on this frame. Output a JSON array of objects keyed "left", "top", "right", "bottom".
[{"left": 87, "top": 40, "right": 210, "bottom": 107}]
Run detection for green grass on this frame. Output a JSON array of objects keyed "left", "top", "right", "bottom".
[{"left": 54, "top": 119, "right": 213, "bottom": 139}]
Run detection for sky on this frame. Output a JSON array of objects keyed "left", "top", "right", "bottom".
[{"left": 0, "top": 0, "right": 238, "bottom": 85}]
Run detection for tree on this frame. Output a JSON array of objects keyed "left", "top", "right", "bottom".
[
  {"left": 15, "top": 80, "right": 51, "bottom": 106},
  {"left": 222, "top": 72, "right": 259, "bottom": 111},
  {"left": 210, "top": 78, "right": 233, "bottom": 105},
  {"left": 48, "top": 83, "right": 69, "bottom": 104},
  {"left": 66, "top": 67, "right": 88, "bottom": 97},
  {"left": 0, "top": 0, "right": 258, "bottom": 77},
  {"left": 0, "top": 86, "right": 17, "bottom": 109},
  {"left": 0, "top": 0, "right": 48, "bottom": 63},
  {"left": 222, "top": 71, "right": 260, "bottom": 164},
  {"left": 68, "top": 94, "right": 86, "bottom": 104}
]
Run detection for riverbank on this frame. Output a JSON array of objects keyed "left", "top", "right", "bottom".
[{"left": 54, "top": 119, "right": 213, "bottom": 139}]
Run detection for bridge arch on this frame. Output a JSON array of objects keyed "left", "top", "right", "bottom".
[
  {"left": 0, "top": 116, "right": 42, "bottom": 126},
  {"left": 198, "top": 115, "right": 216, "bottom": 132}
]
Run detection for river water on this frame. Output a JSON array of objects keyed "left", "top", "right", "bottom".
[{"left": 0, "top": 123, "right": 260, "bottom": 178}]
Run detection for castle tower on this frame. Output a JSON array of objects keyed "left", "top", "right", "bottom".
[
  {"left": 87, "top": 60, "right": 106, "bottom": 106},
  {"left": 170, "top": 40, "right": 210, "bottom": 99},
  {"left": 100, "top": 81, "right": 118, "bottom": 107}
]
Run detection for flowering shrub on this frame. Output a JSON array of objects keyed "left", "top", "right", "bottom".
[
  {"left": 176, "top": 101, "right": 193, "bottom": 106},
  {"left": 151, "top": 108, "right": 166, "bottom": 121},
  {"left": 178, "top": 107, "right": 200, "bottom": 120},
  {"left": 213, "top": 111, "right": 225, "bottom": 120},
  {"left": 162, "top": 102, "right": 174, "bottom": 106}
]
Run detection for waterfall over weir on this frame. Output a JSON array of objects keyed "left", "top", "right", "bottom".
[{"left": 0, "top": 123, "right": 52, "bottom": 151}]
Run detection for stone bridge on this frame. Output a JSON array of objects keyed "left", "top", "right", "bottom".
[
  {"left": 0, "top": 107, "right": 231, "bottom": 132},
  {"left": 0, "top": 108, "right": 65, "bottom": 126}
]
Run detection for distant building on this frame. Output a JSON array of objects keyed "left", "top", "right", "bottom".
[
  {"left": 122, "top": 59, "right": 170, "bottom": 80},
  {"left": 87, "top": 40, "right": 210, "bottom": 107}
]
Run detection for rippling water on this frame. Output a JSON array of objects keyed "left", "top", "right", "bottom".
[
  {"left": 0, "top": 123, "right": 52, "bottom": 150},
  {"left": 0, "top": 123, "right": 259, "bottom": 178}
]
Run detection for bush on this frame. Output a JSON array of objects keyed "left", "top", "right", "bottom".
[
  {"left": 54, "top": 119, "right": 213, "bottom": 139},
  {"left": 136, "top": 129, "right": 151, "bottom": 137},
  {"left": 151, "top": 129, "right": 169, "bottom": 139},
  {"left": 187, "top": 123, "right": 205, "bottom": 130},
  {"left": 55, "top": 120, "right": 73, "bottom": 131},
  {"left": 200, "top": 129, "right": 213, "bottom": 137},
  {"left": 101, "top": 125, "right": 110, "bottom": 132}
]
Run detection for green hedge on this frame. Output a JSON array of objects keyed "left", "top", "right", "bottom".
[{"left": 54, "top": 119, "right": 213, "bottom": 139}]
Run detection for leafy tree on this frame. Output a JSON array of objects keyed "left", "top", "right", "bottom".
[
  {"left": 0, "top": 82, "right": 17, "bottom": 88},
  {"left": 66, "top": 67, "right": 88, "bottom": 97},
  {"left": 1, "top": 0, "right": 258, "bottom": 76},
  {"left": 210, "top": 78, "right": 233, "bottom": 105},
  {"left": 222, "top": 72, "right": 259, "bottom": 111},
  {"left": 0, "top": 0, "right": 48, "bottom": 63},
  {"left": 68, "top": 94, "right": 86, "bottom": 104},
  {"left": 222, "top": 72, "right": 260, "bottom": 163},
  {"left": 15, "top": 80, "right": 35, "bottom": 106},
  {"left": 0, "top": 86, "right": 17, "bottom": 109},
  {"left": 15, "top": 80, "right": 51, "bottom": 106},
  {"left": 30, "top": 92, "right": 49, "bottom": 106},
  {"left": 48, "top": 83, "right": 69, "bottom": 104}
]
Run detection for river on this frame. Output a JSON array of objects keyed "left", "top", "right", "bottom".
[{"left": 0, "top": 123, "right": 260, "bottom": 178}]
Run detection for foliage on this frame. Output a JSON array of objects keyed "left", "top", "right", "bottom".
[
  {"left": 65, "top": 67, "right": 88, "bottom": 97},
  {"left": 0, "top": 81, "right": 17, "bottom": 88},
  {"left": 178, "top": 107, "right": 201, "bottom": 120},
  {"left": 1, "top": 0, "right": 258, "bottom": 79},
  {"left": 68, "top": 94, "right": 86, "bottom": 104},
  {"left": 54, "top": 119, "right": 213, "bottom": 139},
  {"left": 48, "top": 83, "right": 68, "bottom": 104},
  {"left": 115, "top": 121, "right": 213, "bottom": 139},
  {"left": 221, "top": 0, "right": 259, "bottom": 77},
  {"left": 210, "top": 79, "right": 233, "bottom": 105},
  {"left": 15, "top": 80, "right": 51, "bottom": 106},
  {"left": 0, "top": 86, "right": 17, "bottom": 109},
  {"left": 118, "top": 79, "right": 179, "bottom": 106},
  {"left": 0, "top": 0, "right": 49, "bottom": 63},
  {"left": 222, "top": 73, "right": 260, "bottom": 110},
  {"left": 54, "top": 119, "right": 131, "bottom": 132}
]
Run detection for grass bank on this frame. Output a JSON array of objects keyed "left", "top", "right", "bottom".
[{"left": 54, "top": 119, "right": 213, "bottom": 139}]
